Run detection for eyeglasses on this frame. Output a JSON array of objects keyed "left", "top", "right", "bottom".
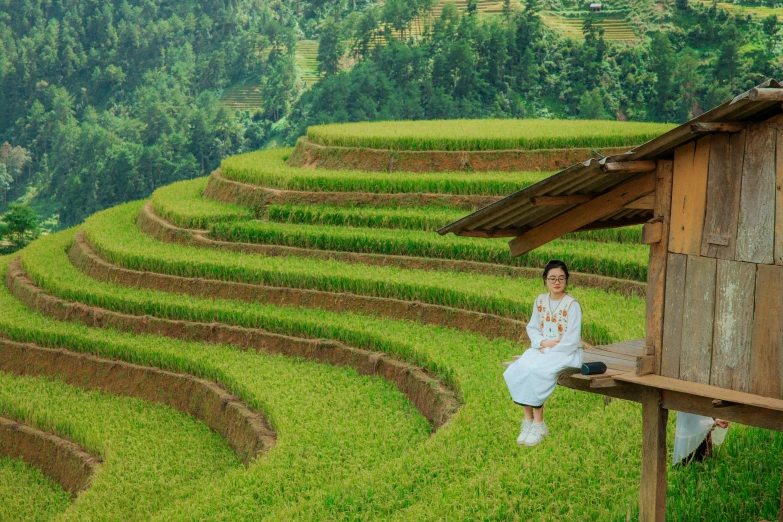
[{"left": 546, "top": 277, "right": 566, "bottom": 283}]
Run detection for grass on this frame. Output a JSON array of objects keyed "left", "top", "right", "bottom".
[
  {"left": 151, "top": 177, "right": 252, "bottom": 229},
  {"left": 265, "top": 203, "right": 643, "bottom": 243},
  {"left": 83, "top": 201, "right": 647, "bottom": 342},
  {"left": 3, "top": 239, "right": 780, "bottom": 519},
  {"left": 0, "top": 254, "right": 429, "bottom": 520},
  {"left": 305, "top": 120, "right": 676, "bottom": 151},
  {"left": 0, "top": 369, "right": 240, "bottom": 521},
  {"left": 220, "top": 148, "right": 550, "bottom": 196},
  {"left": 154, "top": 178, "right": 644, "bottom": 243},
  {"left": 209, "top": 219, "right": 649, "bottom": 281},
  {"left": 0, "top": 455, "right": 70, "bottom": 521}
]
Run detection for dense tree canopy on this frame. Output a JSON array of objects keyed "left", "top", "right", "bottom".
[
  {"left": 281, "top": 1, "right": 779, "bottom": 144},
  {"left": 0, "top": 0, "right": 303, "bottom": 226}
]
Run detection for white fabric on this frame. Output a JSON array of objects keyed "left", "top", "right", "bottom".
[
  {"left": 672, "top": 412, "right": 728, "bottom": 464},
  {"left": 504, "top": 293, "right": 583, "bottom": 406}
]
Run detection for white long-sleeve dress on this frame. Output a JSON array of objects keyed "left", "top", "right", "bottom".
[{"left": 503, "top": 293, "right": 583, "bottom": 407}]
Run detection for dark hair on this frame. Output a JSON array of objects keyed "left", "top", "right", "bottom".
[{"left": 542, "top": 260, "right": 569, "bottom": 286}]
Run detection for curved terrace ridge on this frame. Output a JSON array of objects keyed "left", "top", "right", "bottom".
[
  {"left": 137, "top": 201, "right": 646, "bottom": 298},
  {"left": 204, "top": 169, "right": 499, "bottom": 211},
  {"left": 0, "top": 414, "right": 101, "bottom": 498},
  {"left": 286, "top": 136, "right": 631, "bottom": 173},
  {"left": 0, "top": 338, "right": 275, "bottom": 465},
  {"left": 70, "top": 231, "right": 527, "bottom": 341},
  {"left": 5, "top": 257, "right": 459, "bottom": 431}
]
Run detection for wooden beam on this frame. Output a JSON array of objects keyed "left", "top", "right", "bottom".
[
  {"left": 560, "top": 373, "right": 783, "bottom": 432},
  {"left": 601, "top": 160, "right": 657, "bottom": 174},
  {"left": 637, "top": 354, "right": 656, "bottom": 375},
  {"left": 459, "top": 229, "right": 526, "bottom": 239},
  {"left": 776, "top": 124, "right": 783, "bottom": 265},
  {"left": 590, "top": 377, "right": 620, "bottom": 388},
  {"left": 530, "top": 194, "right": 593, "bottom": 206},
  {"left": 624, "top": 193, "right": 656, "bottom": 210},
  {"left": 747, "top": 87, "right": 783, "bottom": 102},
  {"left": 690, "top": 122, "right": 748, "bottom": 134},
  {"left": 640, "top": 388, "right": 668, "bottom": 522},
  {"left": 662, "top": 390, "right": 783, "bottom": 432},
  {"left": 574, "top": 217, "right": 650, "bottom": 232},
  {"left": 508, "top": 172, "right": 656, "bottom": 256},
  {"left": 641, "top": 222, "right": 663, "bottom": 244},
  {"left": 646, "top": 160, "right": 674, "bottom": 367},
  {"left": 614, "top": 372, "right": 783, "bottom": 413},
  {"left": 711, "top": 399, "right": 738, "bottom": 408}
]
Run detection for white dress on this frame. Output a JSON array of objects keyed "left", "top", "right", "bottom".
[{"left": 503, "top": 294, "right": 584, "bottom": 407}]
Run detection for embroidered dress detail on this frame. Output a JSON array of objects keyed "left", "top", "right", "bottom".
[{"left": 503, "top": 293, "right": 583, "bottom": 407}]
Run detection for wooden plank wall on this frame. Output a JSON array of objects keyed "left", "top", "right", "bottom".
[
  {"left": 749, "top": 265, "right": 783, "bottom": 399},
  {"left": 669, "top": 137, "right": 711, "bottom": 256},
  {"left": 660, "top": 124, "right": 782, "bottom": 399},
  {"left": 711, "top": 260, "right": 755, "bottom": 392},
  {"left": 776, "top": 125, "right": 783, "bottom": 265},
  {"left": 736, "top": 124, "right": 776, "bottom": 264},
  {"left": 700, "top": 131, "right": 745, "bottom": 259}
]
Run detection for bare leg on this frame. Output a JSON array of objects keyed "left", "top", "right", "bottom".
[
  {"left": 522, "top": 405, "right": 534, "bottom": 421},
  {"left": 533, "top": 406, "right": 544, "bottom": 423}
]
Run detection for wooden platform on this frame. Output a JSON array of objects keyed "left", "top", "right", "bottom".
[{"left": 555, "top": 338, "right": 783, "bottom": 432}]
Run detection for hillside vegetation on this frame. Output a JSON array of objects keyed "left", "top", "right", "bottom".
[{"left": 2, "top": 122, "right": 782, "bottom": 520}]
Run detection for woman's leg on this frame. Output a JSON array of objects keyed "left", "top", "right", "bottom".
[
  {"left": 522, "top": 405, "right": 534, "bottom": 421},
  {"left": 533, "top": 406, "right": 544, "bottom": 423}
]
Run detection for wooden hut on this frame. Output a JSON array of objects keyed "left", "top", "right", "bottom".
[{"left": 438, "top": 79, "right": 783, "bottom": 522}]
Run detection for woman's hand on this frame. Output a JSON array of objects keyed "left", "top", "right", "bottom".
[{"left": 539, "top": 340, "right": 560, "bottom": 352}]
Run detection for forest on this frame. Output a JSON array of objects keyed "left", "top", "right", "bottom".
[{"left": 0, "top": 0, "right": 781, "bottom": 233}]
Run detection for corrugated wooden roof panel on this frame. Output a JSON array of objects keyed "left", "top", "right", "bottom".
[{"left": 439, "top": 79, "right": 783, "bottom": 239}]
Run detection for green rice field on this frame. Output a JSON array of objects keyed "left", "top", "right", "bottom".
[
  {"left": 306, "top": 119, "right": 675, "bottom": 151},
  {"left": 2, "top": 119, "right": 781, "bottom": 520},
  {"left": 221, "top": 148, "right": 547, "bottom": 195},
  {"left": 0, "top": 456, "right": 70, "bottom": 521}
]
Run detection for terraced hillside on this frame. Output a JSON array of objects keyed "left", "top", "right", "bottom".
[
  {"left": 539, "top": 12, "right": 638, "bottom": 41},
  {"left": 220, "top": 80, "right": 264, "bottom": 112},
  {"left": 2, "top": 122, "right": 782, "bottom": 521},
  {"left": 295, "top": 40, "right": 323, "bottom": 89}
]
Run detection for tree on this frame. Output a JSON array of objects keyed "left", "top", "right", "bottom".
[
  {"left": 578, "top": 88, "right": 608, "bottom": 119},
  {"left": 0, "top": 164, "right": 11, "bottom": 208},
  {"left": 714, "top": 25, "right": 742, "bottom": 87},
  {"left": 763, "top": 15, "right": 779, "bottom": 53},
  {"left": 649, "top": 32, "right": 675, "bottom": 121},
  {"left": 318, "top": 17, "right": 343, "bottom": 76},
  {"left": 0, "top": 203, "right": 38, "bottom": 250}
]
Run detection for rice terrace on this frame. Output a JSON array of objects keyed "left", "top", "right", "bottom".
[{"left": 2, "top": 100, "right": 783, "bottom": 522}]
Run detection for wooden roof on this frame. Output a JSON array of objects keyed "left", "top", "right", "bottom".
[{"left": 438, "top": 79, "right": 783, "bottom": 254}]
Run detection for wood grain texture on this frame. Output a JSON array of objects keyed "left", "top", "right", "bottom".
[
  {"left": 669, "top": 137, "right": 711, "bottom": 255},
  {"left": 646, "top": 161, "right": 674, "bottom": 371},
  {"left": 736, "top": 124, "right": 776, "bottom": 264},
  {"left": 749, "top": 264, "right": 783, "bottom": 399},
  {"left": 679, "top": 256, "right": 717, "bottom": 385},
  {"left": 661, "top": 253, "right": 687, "bottom": 378},
  {"left": 701, "top": 130, "right": 746, "bottom": 259},
  {"left": 711, "top": 259, "right": 756, "bottom": 392},
  {"left": 639, "top": 387, "right": 668, "bottom": 522},
  {"left": 615, "top": 372, "right": 783, "bottom": 412},
  {"left": 776, "top": 125, "right": 783, "bottom": 265},
  {"left": 508, "top": 172, "right": 655, "bottom": 256}
]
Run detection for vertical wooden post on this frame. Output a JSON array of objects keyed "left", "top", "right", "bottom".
[
  {"left": 640, "top": 387, "right": 668, "bottom": 522},
  {"left": 645, "top": 160, "right": 674, "bottom": 375}
]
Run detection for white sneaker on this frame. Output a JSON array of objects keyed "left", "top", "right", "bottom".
[
  {"left": 516, "top": 420, "right": 533, "bottom": 445},
  {"left": 524, "top": 422, "right": 550, "bottom": 447}
]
